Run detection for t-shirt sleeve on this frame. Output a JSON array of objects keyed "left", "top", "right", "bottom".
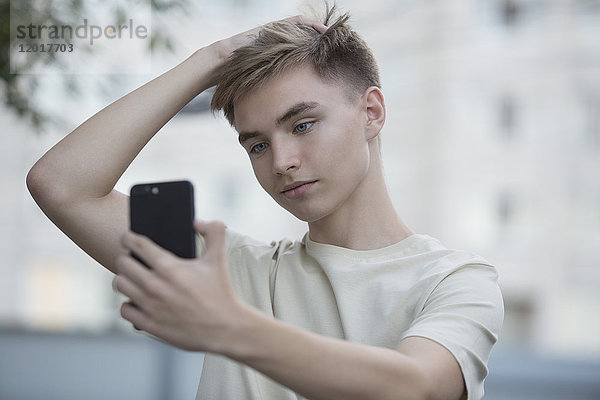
[
  {"left": 195, "top": 227, "right": 268, "bottom": 257},
  {"left": 399, "top": 263, "right": 504, "bottom": 400}
]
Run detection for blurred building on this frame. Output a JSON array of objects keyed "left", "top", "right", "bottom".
[
  {"left": 361, "top": 0, "right": 600, "bottom": 357},
  {"left": 1, "top": 0, "right": 599, "bottom": 384}
]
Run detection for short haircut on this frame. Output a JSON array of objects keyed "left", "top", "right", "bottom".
[{"left": 210, "top": 3, "right": 381, "bottom": 127}]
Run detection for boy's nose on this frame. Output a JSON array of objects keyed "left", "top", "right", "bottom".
[{"left": 271, "top": 138, "right": 301, "bottom": 175}]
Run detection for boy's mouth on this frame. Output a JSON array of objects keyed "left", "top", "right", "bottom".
[{"left": 281, "top": 180, "right": 317, "bottom": 199}]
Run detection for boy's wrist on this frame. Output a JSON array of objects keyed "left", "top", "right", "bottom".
[
  {"left": 207, "top": 40, "right": 233, "bottom": 66},
  {"left": 217, "top": 301, "right": 272, "bottom": 362},
  {"left": 186, "top": 44, "right": 227, "bottom": 90}
]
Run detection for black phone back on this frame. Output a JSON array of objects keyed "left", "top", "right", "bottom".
[{"left": 130, "top": 180, "right": 196, "bottom": 259}]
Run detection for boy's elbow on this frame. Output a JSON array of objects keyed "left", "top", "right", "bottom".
[
  {"left": 26, "top": 162, "right": 45, "bottom": 202},
  {"left": 26, "top": 161, "right": 65, "bottom": 209},
  {"left": 383, "top": 362, "right": 459, "bottom": 400},
  {"left": 379, "top": 365, "right": 434, "bottom": 400}
]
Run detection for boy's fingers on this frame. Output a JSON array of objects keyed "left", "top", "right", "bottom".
[
  {"left": 282, "top": 15, "right": 328, "bottom": 34},
  {"left": 115, "top": 253, "right": 159, "bottom": 294},
  {"left": 194, "top": 220, "right": 226, "bottom": 261},
  {"left": 121, "top": 231, "right": 174, "bottom": 272}
]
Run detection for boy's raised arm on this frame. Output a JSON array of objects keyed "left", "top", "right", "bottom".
[{"left": 26, "top": 30, "right": 252, "bottom": 273}]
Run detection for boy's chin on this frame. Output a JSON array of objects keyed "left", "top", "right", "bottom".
[
  {"left": 286, "top": 207, "right": 330, "bottom": 224},
  {"left": 272, "top": 195, "right": 333, "bottom": 224}
]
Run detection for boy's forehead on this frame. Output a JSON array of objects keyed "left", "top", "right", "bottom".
[
  {"left": 238, "top": 65, "right": 325, "bottom": 105},
  {"left": 233, "top": 65, "right": 349, "bottom": 130},
  {"left": 234, "top": 69, "right": 326, "bottom": 123}
]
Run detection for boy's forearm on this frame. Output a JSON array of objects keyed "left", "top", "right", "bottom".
[
  {"left": 28, "top": 45, "right": 222, "bottom": 201},
  {"left": 225, "top": 306, "right": 428, "bottom": 400}
]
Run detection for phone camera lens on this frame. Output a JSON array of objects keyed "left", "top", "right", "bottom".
[{"left": 152, "top": 187, "right": 159, "bottom": 195}]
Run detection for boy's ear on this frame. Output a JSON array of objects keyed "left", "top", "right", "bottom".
[{"left": 362, "top": 86, "right": 386, "bottom": 141}]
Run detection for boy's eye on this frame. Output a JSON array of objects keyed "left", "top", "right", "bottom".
[
  {"left": 294, "top": 122, "right": 313, "bottom": 133},
  {"left": 250, "top": 142, "right": 269, "bottom": 154}
]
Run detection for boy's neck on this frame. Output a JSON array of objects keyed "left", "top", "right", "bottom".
[{"left": 307, "top": 147, "right": 413, "bottom": 250}]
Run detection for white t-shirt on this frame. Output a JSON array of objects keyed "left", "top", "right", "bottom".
[{"left": 195, "top": 230, "right": 504, "bottom": 400}]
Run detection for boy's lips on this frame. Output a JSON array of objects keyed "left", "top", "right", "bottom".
[{"left": 281, "top": 180, "right": 317, "bottom": 199}]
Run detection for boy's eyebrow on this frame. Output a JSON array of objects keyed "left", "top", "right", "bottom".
[
  {"left": 238, "top": 131, "right": 260, "bottom": 145},
  {"left": 238, "top": 101, "right": 320, "bottom": 145},
  {"left": 276, "top": 101, "right": 319, "bottom": 126}
]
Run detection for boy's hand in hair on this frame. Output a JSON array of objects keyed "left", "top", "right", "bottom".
[{"left": 211, "top": 15, "right": 328, "bottom": 67}]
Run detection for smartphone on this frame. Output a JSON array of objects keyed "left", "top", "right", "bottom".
[{"left": 129, "top": 180, "right": 196, "bottom": 262}]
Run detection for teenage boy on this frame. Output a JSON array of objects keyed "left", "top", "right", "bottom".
[{"left": 27, "top": 6, "right": 503, "bottom": 400}]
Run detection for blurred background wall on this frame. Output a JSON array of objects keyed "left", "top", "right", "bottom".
[{"left": 1, "top": 0, "right": 599, "bottom": 399}]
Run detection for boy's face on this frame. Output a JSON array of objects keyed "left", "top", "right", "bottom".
[{"left": 233, "top": 65, "right": 375, "bottom": 223}]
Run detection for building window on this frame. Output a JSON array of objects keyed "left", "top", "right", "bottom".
[
  {"left": 501, "top": 0, "right": 520, "bottom": 26},
  {"left": 498, "top": 94, "right": 518, "bottom": 140},
  {"left": 494, "top": 0, "right": 546, "bottom": 28},
  {"left": 502, "top": 295, "right": 535, "bottom": 344},
  {"left": 218, "top": 175, "right": 239, "bottom": 212},
  {"left": 582, "top": 94, "right": 600, "bottom": 149},
  {"left": 497, "top": 190, "right": 517, "bottom": 226},
  {"left": 575, "top": 0, "right": 600, "bottom": 16}
]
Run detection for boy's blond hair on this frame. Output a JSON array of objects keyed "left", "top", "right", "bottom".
[{"left": 210, "top": 3, "right": 381, "bottom": 127}]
